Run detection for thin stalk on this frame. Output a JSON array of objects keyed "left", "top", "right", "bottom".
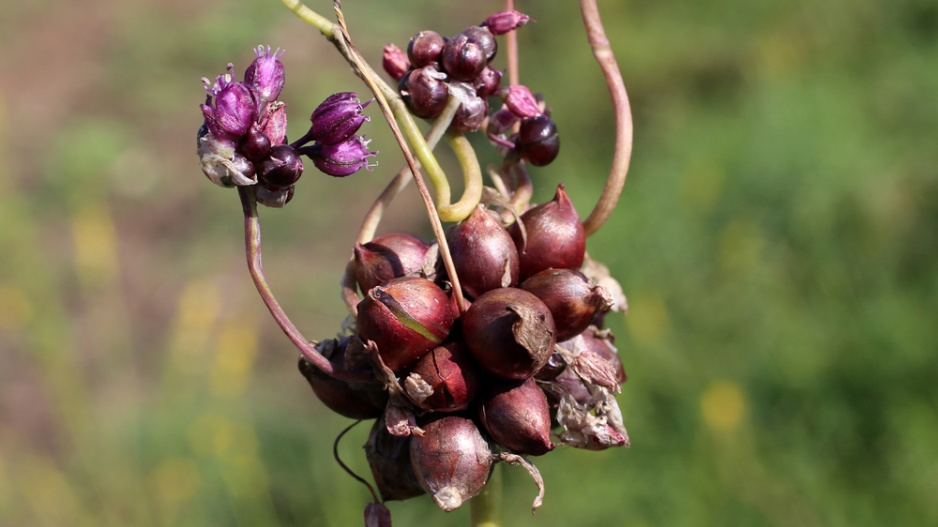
[
  {"left": 579, "top": 0, "right": 633, "bottom": 237},
  {"left": 470, "top": 464, "right": 503, "bottom": 527},
  {"left": 238, "top": 187, "right": 371, "bottom": 382}
]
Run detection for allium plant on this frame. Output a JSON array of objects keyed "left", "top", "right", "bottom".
[{"left": 195, "top": 1, "right": 633, "bottom": 525}]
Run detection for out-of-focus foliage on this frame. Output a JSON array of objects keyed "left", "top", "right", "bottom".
[{"left": 0, "top": 0, "right": 936, "bottom": 526}]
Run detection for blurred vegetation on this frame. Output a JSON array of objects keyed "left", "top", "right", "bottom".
[{"left": 1, "top": 0, "right": 936, "bottom": 526}]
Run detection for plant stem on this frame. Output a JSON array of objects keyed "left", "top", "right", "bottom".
[
  {"left": 470, "top": 464, "right": 503, "bottom": 527},
  {"left": 578, "top": 0, "right": 633, "bottom": 237},
  {"left": 439, "top": 130, "right": 484, "bottom": 222},
  {"left": 238, "top": 186, "right": 371, "bottom": 382}
]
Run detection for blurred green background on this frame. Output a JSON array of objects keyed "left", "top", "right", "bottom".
[{"left": 1, "top": 0, "right": 936, "bottom": 525}]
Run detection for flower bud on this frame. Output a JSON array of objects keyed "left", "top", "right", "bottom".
[
  {"left": 516, "top": 114, "right": 560, "bottom": 166},
  {"left": 243, "top": 46, "right": 285, "bottom": 103},
  {"left": 441, "top": 32, "right": 487, "bottom": 82},
  {"left": 404, "top": 339, "right": 480, "bottom": 412},
  {"left": 258, "top": 144, "right": 303, "bottom": 188},
  {"left": 520, "top": 269, "right": 613, "bottom": 341},
  {"left": 309, "top": 92, "right": 371, "bottom": 145},
  {"left": 410, "top": 415, "right": 493, "bottom": 512},
  {"left": 483, "top": 9, "right": 533, "bottom": 35},
  {"left": 258, "top": 100, "right": 288, "bottom": 146},
  {"left": 462, "top": 287, "right": 555, "bottom": 380},
  {"left": 353, "top": 233, "right": 431, "bottom": 294},
  {"left": 509, "top": 184, "right": 585, "bottom": 280},
  {"left": 407, "top": 30, "right": 446, "bottom": 68},
  {"left": 504, "top": 85, "right": 542, "bottom": 119},
  {"left": 400, "top": 66, "right": 449, "bottom": 119},
  {"left": 383, "top": 43, "right": 411, "bottom": 82},
  {"left": 364, "top": 503, "right": 393, "bottom": 527},
  {"left": 310, "top": 135, "right": 377, "bottom": 177},
  {"left": 356, "top": 277, "right": 457, "bottom": 372},
  {"left": 445, "top": 205, "right": 519, "bottom": 299},
  {"left": 478, "top": 377, "right": 554, "bottom": 455},
  {"left": 201, "top": 73, "right": 256, "bottom": 139}
]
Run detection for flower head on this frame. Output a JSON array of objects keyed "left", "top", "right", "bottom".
[
  {"left": 311, "top": 135, "right": 377, "bottom": 177},
  {"left": 309, "top": 92, "right": 372, "bottom": 145},
  {"left": 201, "top": 66, "right": 256, "bottom": 139}
]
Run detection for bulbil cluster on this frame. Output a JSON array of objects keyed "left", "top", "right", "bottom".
[
  {"left": 383, "top": 10, "right": 560, "bottom": 166},
  {"left": 197, "top": 47, "right": 376, "bottom": 208},
  {"left": 300, "top": 184, "right": 629, "bottom": 512}
]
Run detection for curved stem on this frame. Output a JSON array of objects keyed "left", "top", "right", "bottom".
[
  {"left": 239, "top": 187, "right": 371, "bottom": 382},
  {"left": 578, "top": 0, "right": 633, "bottom": 237},
  {"left": 508, "top": 161, "right": 533, "bottom": 213},
  {"left": 439, "top": 131, "right": 484, "bottom": 222},
  {"left": 470, "top": 464, "right": 503, "bottom": 527}
]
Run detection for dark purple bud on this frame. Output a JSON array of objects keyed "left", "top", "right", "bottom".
[
  {"left": 509, "top": 184, "right": 585, "bottom": 280},
  {"left": 259, "top": 144, "right": 303, "bottom": 188},
  {"left": 461, "top": 26, "right": 497, "bottom": 63},
  {"left": 244, "top": 46, "right": 286, "bottom": 103},
  {"left": 311, "top": 135, "right": 377, "bottom": 177},
  {"left": 353, "top": 233, "right": 431, "bottom": 294},
  {"left": 520, "top": 269, "right": 613, "bottom": 342},
  {"left": 483, "top": 10, "right": 533, "bottom": 35},
  {"left": 254, "top": 182, "right": 294, "bottom": 208},
  {"left": 450, "top": 94, "right": 488, "bottom": 132},
  {"left": 441, "top": 32, "right": 487, "bottom": 82},
  {"left": 297, "top": 338, "right": 387, "bottom": 419},
  {"left": 201, "top": 72, "right": 256, "bottom": 138},
  {"left": 310, "top": 92, "right": 372, "bottom": 145},
  {"left": 473, "top": 66, "right": 502, "bottom": 98},
  {"left": 400, "top": 66, "right": 449, "bottom": 119},
  {"left": 517, "top": 114, "right": 560, "bottom": 166},
  {"left": 404, "top": 340, "right": 480, "bottom": 412},
  {"left": 445, "top": 205, "right": 519, "bottom": 299},
  {"left": 383, "top": 43, "right": 411, "bottom": 82},
  {"left": 462, "top": 287, "right": 556, "bottom": 380},
  {"left": 410, "top": 415, "right": 493, "bottom": 512},
  {"left": 239, "top": 125, "right": 271, "bottom": 162},
  {"left": 356, "top": 277, "right": 457, "bottom": 372},
  {"left": 478, "top": 377, "right": 554, "bottom": 456},
  {"left": 504, "top": 85, "right": 542, "bottom": 119},
  {"left": 407, "top": 30, "right": 446, "bottom": 68},
  {"left": 365, "top": 415, "right": 425, "bottom": 501}
]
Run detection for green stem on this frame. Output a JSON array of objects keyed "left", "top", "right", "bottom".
[
  {"left": 470, "top": 464, "right": 503, "bottom": 527},
  {"left": 439, "top": 130, "right": 484, "bottom": 222}
]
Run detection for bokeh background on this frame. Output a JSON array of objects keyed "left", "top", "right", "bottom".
[{"left": 1, "top": 0, "right": 937, "bottom": 525}]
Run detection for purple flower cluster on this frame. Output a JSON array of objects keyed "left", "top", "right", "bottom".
[{"left": 197, "top": 47, "right": 375, "bottom": 207}]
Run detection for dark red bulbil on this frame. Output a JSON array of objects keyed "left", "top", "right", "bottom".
[
  {"left": 404, "top": 339, "right": 480, "bottom": 412},
  {"left": 297, "top": 339, "right": 387, "bottom": 419},
  {"left": 461, "top": 287, "right": 555, "bottom": 380},
  {"left": 478, "top": 377, "right": 554, "bottom": 456},
  {"left": 365, "top": 416, "right": 425, "bottom": 501},
  {"left": 509, "top": 184, "right": 585, "bottom": 281},
  {"left": 353, "top": 233, "right": 431, "bottom": 294},
  {"left": 409, "top": 414, "right": 493, "bottom": 512},
  {"left": 520, "top": 269, "right": 613, "bottom": 342},
  {"left": 516, "top": 114, "right": 560, "bottom": 167},
  {"left": 356, "top": 277, "right": 456, "bottom": 372},
  {"left": 446, "top": 205, "right": 519, "bottom": 300}
]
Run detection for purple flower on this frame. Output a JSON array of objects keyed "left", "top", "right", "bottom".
[
  {"left": 311, "top": 135, "right": 377, "bottom": 177},
  {"left": 382, "top": 44, "right": 410, "bottom": 82},
  {"left": 244, "top": 46, "right": 286, "bottom": 103},
  {"left": 504, "top": 84, "right": 542, "bottom": 119},
  {"left": 310, "top": 92, "right": 372, "bottom": 145},
  {"left": 201, "top": 66, "right": 256, "bottom": 139}
]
